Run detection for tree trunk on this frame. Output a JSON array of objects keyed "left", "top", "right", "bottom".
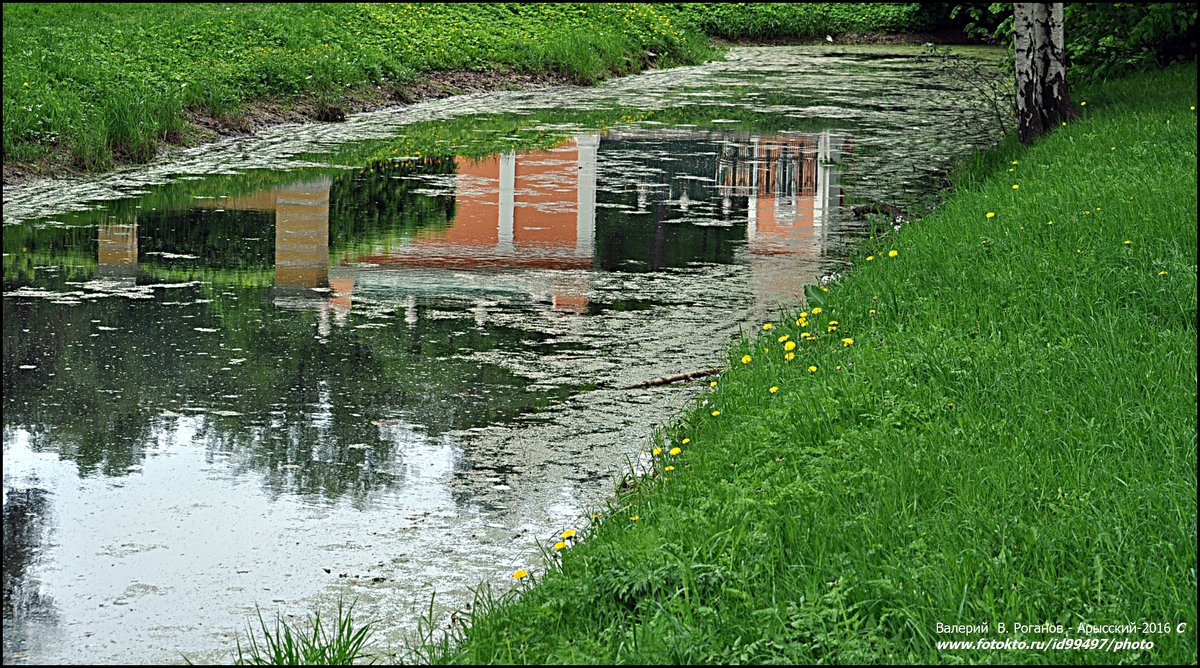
[{"left": 1014, "top": 3, "right": 1073, "bottom": 144}]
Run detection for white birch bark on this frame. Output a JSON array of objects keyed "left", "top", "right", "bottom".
[{"left": 1015, "top": 3, "right": 1072, "bottom": 144}]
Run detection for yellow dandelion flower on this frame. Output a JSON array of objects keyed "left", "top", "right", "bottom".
[
  {"left": 811, "top": 307, "right": 822, "bottom": 315},
  {"left": 1061, "top": 121, "right": 1067, "bottom": 126},
  {"left": 590, "top": 513, "right": 600, "bottom": 520},
  {"left": 835, "top": 365, "right": 843, "bottom": 371},
  {"left": 869, "top": 309, "right": 876, "bottom": 316},
  {"left": 762, "top": 322, "right": 773, "bottom": 330},
  {"left": 709, "top": 380, "right": 718, "bottom": 387},
  {"left": 682, "top": 438, "right": 691, "bottom": 445},
  {"left": 1011, "top": 184, "right": 1020, "bottom": 190},
  {"left": 986, "top": 212, "right": 995, "bottom": 218},
  {"left": 629, "top": 515, "right": 640, "bottom": 521},
  {"left": 828, "top": 320, "right": 839, "bottom": 326},
  {"left": 741, "top": 354, "right": 752, "bottom": 364},
  {"left": 1123, "top": 240, "right": 1132, "bottom": 246},
  {"left": 827, "top": 325, "right": 838, "bottom": 333},
  {"left": 652, "top": 447, "right": 662, "bottom": 456},
  {"left": 1080, "top": 101, "right": 1086, "bottom": 106},
  {"left": 1158, "top": 271, "right": 1168, "bottom": 276},
  {"left": 711, "top": 410, "right": 720, "bottom": 417},
  {"left": 841, "top": 338, "right": 854, "bottom": 347},
  {"left": 669, "top": 447, "right": 681, "bottom": 456},
  {"left": 785, "top": 352, "right": 795, "bottom": 361},
  {"left": 784, "top": 341, "right": 797, "bottom": 351},
  {"left": 888, "top": 250, "right": 898, "bottom": 257},
  {"left": 866, "top": 255, "right": 875, "bottom": 261},
  {"left": 1047, "top": 220, "right": 1054, "bottom": 225},
  {"left": 562, "top": 529, "right": 577, "bottom": 539},
  {"left": 1011, "top": 160, "right": 1019, "bottom": 165},
  {"left": 778, "top": 334, "right": 790, "bottom": 343},
  {"left": 664, "top": 465, "right": 675, "bottom": 472},
  {"left": 808, "top": 365, "right": 818, "bottom": 373},
  {"left": 513, "top": 569, "right": 529, "bottom": 580},
  {"left": 553, "top": 541, "right": 567, "bottom": 551},
  {"left": 769, "top": 386, "right": 778, "bottom": 394}
]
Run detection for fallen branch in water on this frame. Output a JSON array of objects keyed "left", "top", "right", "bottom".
[{"left": 618, "top": 367, "right": 724, "bottom": 390}]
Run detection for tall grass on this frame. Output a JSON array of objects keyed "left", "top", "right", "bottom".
[
  {"left": 419, "top": 63, "right": 1198, "bottom": 664},
  {"left": 234, "top": 601, "right": 375, "bottom": 666},
  {"left": 2, "top": 3, "right": 716, "bottom": 171}
]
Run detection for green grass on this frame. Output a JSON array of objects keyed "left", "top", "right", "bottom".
[
  {"left": 3, "top": 3, "right": 953, "bottom": 174},
  {"left": 2, "top": 2, "right": 713, "bottom": 170},
  {"left": 418, "top": 64, "right": 1198, "bottom": 664},
  {"left": 231, "top": 601, "right": 375, "bottom": 665}
]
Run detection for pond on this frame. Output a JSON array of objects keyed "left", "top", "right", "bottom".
[{"left": 2, "top": 45, "right": 1004, "bottom": 664}]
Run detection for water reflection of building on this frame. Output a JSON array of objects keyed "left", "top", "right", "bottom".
[
  {"left": 357, "top": 134, "right": 600, "bottom": 314},
  {"left": 95, "top": 213, "right": 139, "bottom": 285}
]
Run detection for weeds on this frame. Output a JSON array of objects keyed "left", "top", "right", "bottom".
[{"left": 234, "top": 600, "right": 375, "bottom": 665}]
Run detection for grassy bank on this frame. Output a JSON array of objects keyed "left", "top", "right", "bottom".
[
  {"left": 2, "top": 3, "right": 947, "bottom": 175},
  {"left": 418, "top": 64, "right": 1198, "bottom": 664}
]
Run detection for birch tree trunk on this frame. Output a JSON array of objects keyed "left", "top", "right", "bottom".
[{"left": 1014, "top": 3, "right": 1074, "bottom": 144}]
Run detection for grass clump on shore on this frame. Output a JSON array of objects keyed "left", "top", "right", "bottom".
[{"left": 421, "top": 64, "right": 1198, "bottom": 664}]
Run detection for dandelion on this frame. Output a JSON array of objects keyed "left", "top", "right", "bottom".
[
  {"left": 1061, "top": 121, "right": 1067, "bottom": 126},
  {"left": 512, "top": 569, "right": 529, "bottom": 580},
  {"left": 784, "top": 341, "right": 797, "bottom": 351},
  {"left": 842, "top": 338, "right": 854, "bottom": 347},
  {"left": 590, "top": 513, "right": 600, "bottom": 520},
  {"left": 778, "top": 334, "right": 790, "bottom": 343},
  {"left": 1123, "top": 240, "right": 1132, "bottom": 246},
  {"left": 1080, "top": 101, "right": 1086, "bottom": 106},
  {"left": 652, "top": 447, "right": 662, "bottom": 456},
  {"left": 762, "top": 322, "right": 773, "bottom": 330},
  {"left": 664, "top": 465, "right": 675, "bottom": 472},
  {"left": 835, "top": 365, "right": 843, "bottom": 371},
  {"left": 629, "top": 515, "right": 640, "bottom": 522},
  {"left": 986, "top": 212, "right": 995, "bottom": 218},
  {"left": 811, "top": 307, "right": 822, "bottom": 315},
  {"left": 1047, "top": 220, "right": 1054, "bottom": 225},
  {"left": 888, "top": 250, "right": 898, "bottom": 257},
  {"left": 1011, "top": 160, "right": 1019, "bottom": 165},
  {"left": 829, "top": 320, "right": 839, "bottom": 326},
  {"left": 769, "top": 386, "right": 779, "bottom": 394},
  {"left": 561, "top": 529, "right": 576, "bottom": 539},
  {"left": 866, "top": 255, "right": 875, "bottom": 261},
  {"left": 669, "top": 447, "right": 681, "bottom": 456},
  {"left": 869, "top": 309, "right": 876, "bottom": 316},
  {"left": 1110, "top": 146, "right": 1116, "bottom": 151},
  {"left": 785, "top": 352, "right": 795, "bottom": 361},
  {"left": 1159, "top": 271, "right": 1168, "bottom": 276},
  {"left": 808, "top": 365, "right": 818, "bottom": 373},
  {"left": 1012, "top": 184, "right": 1020, "bottom": 190},
  {"left": 553, "top": 541, "right": 567, "bottom": 551},
  {"left": 711, "top": 410, "right": 720, "bottom": 417},
  {"left": 947, "top": 402, "right": 955, "bottom": 408},
  {"left": 827, "top": 325, "right": 838, "bottom": 333},
  {"left": 709, "top": 380, "right": 718, "bottom": 387},
  {"left": 799, "top": 311, "right": 808, "bottom": 318},
  {"left": 741, "top": 354, "right": 752, "bottom": 364}
]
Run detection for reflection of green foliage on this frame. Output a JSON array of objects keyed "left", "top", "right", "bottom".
[{"left": 3, "top": 280, "right": 581, "bottom": 500}]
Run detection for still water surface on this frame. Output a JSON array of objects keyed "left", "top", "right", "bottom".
[{"left": 3, "top": 46, "right": 1002, "bottom": 663}]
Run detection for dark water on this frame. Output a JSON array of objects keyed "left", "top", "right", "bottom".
[{"left": 2, "top": 46, "right": 1004, "bottom": 664}]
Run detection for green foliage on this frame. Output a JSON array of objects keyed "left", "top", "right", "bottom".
[
  {"left": 669, "top": 3, "right": 940, "bottom": 40},
  {"left": 234, "top": 601, "right": 375, "bottom": 665},
  {"left": 417, "top": 63, "right": 1198, "bottom": 665},
  {"left": 1065, "top": 3, "right": 1198, "bottom": 82}
]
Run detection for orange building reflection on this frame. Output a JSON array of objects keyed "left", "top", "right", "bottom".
[{"left": 96, "top": 213, "right": 139, "bottom": 285}]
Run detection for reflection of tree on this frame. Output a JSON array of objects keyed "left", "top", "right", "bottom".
[
  {"left": 2, "top": 485, "right": 58, "bottom": 629},
  {"left": 2, "top": 283, "right": 578, "bottom": 503}
]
